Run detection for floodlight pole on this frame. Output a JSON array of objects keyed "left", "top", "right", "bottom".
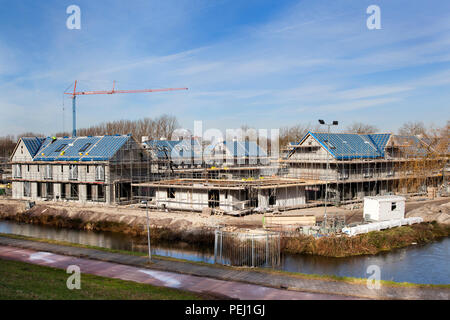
[{"left": 318, "top": 120, "right": 338, "bottom": 229}]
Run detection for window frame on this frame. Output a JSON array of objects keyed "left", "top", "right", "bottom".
[
  {"left": 69, "top": 164, "right": 78, "bottom": 180},
  {"left": 79, "top": 143, "right": 92, "bottom": 152},
  {"left": 167, "top": 188, "right": 176, "bottom": 199},
  {"left": 95, "top": 165, "right": 105, "bottom": 181},
  {"left": 55, "top": 144, "right": 68, "bottom": 152}
]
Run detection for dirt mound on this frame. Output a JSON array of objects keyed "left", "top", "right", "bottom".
[
  {"left": 168, "top": 219, "right": 193, "bottom": 230},
  {"left": 406, "top": 201, "right": 450, "bottom": 224},
  {"left": 0, "top": 203, "right": 23, "bottom": 218},
  {"left": 26, "top": 205, "right": 68, "bottom": 217}
]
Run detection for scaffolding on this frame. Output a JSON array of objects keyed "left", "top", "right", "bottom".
[
  {"left": 279, "top": 131, "right": 448, "bottom": 206},
  {"left": 10, "top": 129, "right": 448, "bottom": 213}
]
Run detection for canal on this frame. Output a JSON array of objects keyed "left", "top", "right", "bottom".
[{"left": 0, "top": 220, "right": 448, "bottom": 285}]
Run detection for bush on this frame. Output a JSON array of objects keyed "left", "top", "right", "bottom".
[{"left": 280, "top": 222, "right": 449, "bottom": 257}]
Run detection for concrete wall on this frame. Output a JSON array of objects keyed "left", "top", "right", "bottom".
[
  {"left": 155, "top": 188, "right": 246, "bottom": 212},
  {"left": 155, "top": 186, "right": 306, "bottom": 212},
  {"left": 15, "top": 163, "right": 107, "bottom": 184},
  {"left": 11, "top": 180, "right": 110, "bottom": 204},
  {"left": 12, "top": 181, "right": 23, "bottom": 199},
  {"left": 258, "top": 186, "right": 306, "bottom": 210},
  {"left": 156, "top": 188, "right": 208, "bottom": 211},
  {"left": 275, "top": 186, "right": 305, "bottom": 207},
  {"left": 11, "top": 140, "right": 33, "bottom": 162},
  {"left": 290, "top": 135, "right": 330, "bottom": 161}
]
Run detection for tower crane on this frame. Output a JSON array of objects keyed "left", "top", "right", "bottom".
[{"left": 64, "top": 80, "right": 188, "bottom": 137}]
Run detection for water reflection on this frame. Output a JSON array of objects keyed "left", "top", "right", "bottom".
[
  {"left": 281, "top": 240, "right": 449, "bottom": 284},
  {"left": 0, "top": 220, "right": 448, "bottom": 284}
]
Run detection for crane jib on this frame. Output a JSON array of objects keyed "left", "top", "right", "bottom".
[{"left": 65, "top": 81, "right": 188, "bottom": 137}]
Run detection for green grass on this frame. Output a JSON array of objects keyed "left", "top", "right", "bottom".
[
  {"left": 1, "top": 232, "right": 449, "bottom": 290},
  {"left": 0, "top": 258, "right": 203, "bottom": 300}
]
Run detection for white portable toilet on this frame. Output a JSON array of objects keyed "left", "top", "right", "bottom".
[{"left": 363, "top": 195, "right": 406, "bottom": 222}]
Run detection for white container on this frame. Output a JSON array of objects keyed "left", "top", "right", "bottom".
[{"left": 364, "top": 195, "right": 405, "bottom": 222}]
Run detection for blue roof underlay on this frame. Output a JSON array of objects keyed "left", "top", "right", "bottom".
[
  {"left": 291, "top": 132, "right": 392, "bottom": 160},
  {"left": 145, "top": 140, "right": 202, "bottom": 160},
  {"left": 21, "top": 137, "right": 46, "bottom": 157},
  {"left": 33, "top": 135, "right": 131, "bottom": 161},
  {"left": 203, "top": 141, "right": 267, "bottom": 158}
]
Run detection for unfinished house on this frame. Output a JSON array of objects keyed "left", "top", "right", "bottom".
[
  {"left": 142, "top": 138, "right": 274, "bottom": 181},
  {"left": 132, "top": 178, "right": 308, "bottom": 215},
  {"left": 281, "top": 131, "right": 446, "bottom": 204},
  {"left": 10, "top": 135, "right": 150, "bottom": 204},
  {"left": 203, "top": 140, "right": 269, "bottom": 167},
  {"left": 144, "top": 138, "right": 203, "bottom": 173}
]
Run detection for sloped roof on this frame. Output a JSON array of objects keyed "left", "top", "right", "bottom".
[
  {"left": 21, "top": 137, "right": 46, "bottom": 157},
  {"left": 291, "top": 131, "right": 391, "bottom": 160},
  {"left": 33, "top": 135, "right": 132, "bottom": 161},
  {"left": 204, "top": 141, "right": 267, "bottom": 158},
  {"left": 145, "top": 139, "right": 202, "bottom": 160},
  {"left": 386, "top": 135, "right": 430, "bottom": 156}
]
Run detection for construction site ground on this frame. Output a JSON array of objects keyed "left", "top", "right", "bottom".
[{"left": 0, "top": 196, "right": 448, "bottom": 233}]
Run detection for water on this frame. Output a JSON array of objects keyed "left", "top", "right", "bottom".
[
  {"left": 0, "top": 220, "right": 215, "bottom": 264},
  {"left": 281, "top": 241, "right": 449, "bottom": 284},
  {"left": 0, "top": 220, "right": 448, "bottom": 284}
]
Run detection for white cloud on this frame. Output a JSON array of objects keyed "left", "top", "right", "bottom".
[{"left": 312, "top": 97, "right": 401, "bottom": 112}]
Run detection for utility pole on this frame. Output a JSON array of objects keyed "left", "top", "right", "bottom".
[
  {"left": 143, "top": 200, "right": 151, "bottom": 262},
  {"left": 318, "top": 119, "right": 338, "bottom": 229}
]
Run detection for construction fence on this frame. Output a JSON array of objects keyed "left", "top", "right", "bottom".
[{"left": 214, "top": 229, "right": 281, "bottom": 268}]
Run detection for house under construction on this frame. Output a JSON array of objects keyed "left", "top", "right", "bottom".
[
  {"left": 10, "top": 135, "right": 152, "bottom": 204},
  {"left": 280, "top": 131, "right": 448, "bottom": 204},
  {"left": 132, "top": 178, "right": 310, "bottom": 215},
  {"left": 9, "top": 130, "right": 448, "bottom": 214}
]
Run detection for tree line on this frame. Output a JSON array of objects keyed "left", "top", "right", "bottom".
[
  {"left": 0, "top": 118, "right": 448, "bottom": 158},
  {"left": 0, "top": 115, "right": 179, "bottom": 158}
]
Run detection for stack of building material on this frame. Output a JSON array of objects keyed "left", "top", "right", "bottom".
[{"left": 342, "top": 217, "right": 423, "bottom": 236}]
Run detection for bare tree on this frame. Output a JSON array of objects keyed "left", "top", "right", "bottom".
[
  {"left": 156, "top": 114, "right": 179, "bottom": 140},
  {"left": 398, "top": 121, "right": 426, "bottom": 136},
  {"left": 279, "top": 124, "right": 309, "bottom": 147},
  {"left": 53, "top": 114, "right": 180, "bottom": 142},
  {"left": 0, "top": 135, "right": 16, "bottom": 158},
  {"left": 16, "top": 132, "right": 45, "bottom": 139},
  {"left": 345, "top": 122, "right": 379, "bottom": 134},
  {"left": 422, "top": 121, "right": 449, "bottom": 154}
]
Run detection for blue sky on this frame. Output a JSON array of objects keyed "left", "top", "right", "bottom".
[{"left": 0, "top": 0, "right": 449, "bottom": 136}]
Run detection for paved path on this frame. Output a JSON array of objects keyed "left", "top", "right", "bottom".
[
  {"left": 0, "top": 236, "right": 448, "bottom": 300},
  {"left": 0, "top": 245, "right": 351, "bottom": 300}
]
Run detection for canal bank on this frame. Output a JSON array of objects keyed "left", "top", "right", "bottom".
[
  {"left": 0, "top": 234, "right": 448, "bottom": 299},
  {"left": 1, "top": 219, "right": 449, "bottom": 285},
  {"left": 0, "top": 198, "right": 449, "bottom": 258}
]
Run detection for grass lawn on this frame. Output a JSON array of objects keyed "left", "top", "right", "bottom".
[{"left": 0, "top": 258, "right": 202, "bottom": 300}]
